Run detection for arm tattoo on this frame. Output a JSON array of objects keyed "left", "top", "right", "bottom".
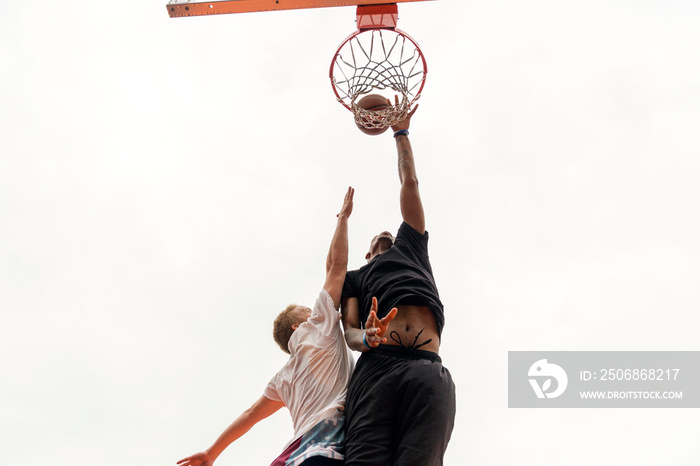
[{"left": 398, "top": 148, "right": 410, "bottom": 173}]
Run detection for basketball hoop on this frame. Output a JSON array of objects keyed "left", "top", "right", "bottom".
[{"left": 330, "top": 7, "right": 427, "bottom": 131}]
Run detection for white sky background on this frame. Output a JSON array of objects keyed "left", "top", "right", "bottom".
[{"left": 1, "top": 0, "right": 699, "bottom": 464}]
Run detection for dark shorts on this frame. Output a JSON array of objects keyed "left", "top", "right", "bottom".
[{"left": 344, "top": 345, "right": 456, "bottom": 466}]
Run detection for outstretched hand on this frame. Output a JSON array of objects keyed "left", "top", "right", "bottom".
[
  {"left": 177, "top": 451, "right": 213, "bottom": 466},
  {"left": 389, "top": 95, "right": 419, "bottom": 133},
  {"left": 337, "top": 186, "right": 354, "bottom": 219},
  {"left": 364, "top": 296, "right": 398, "bottom": 348}
]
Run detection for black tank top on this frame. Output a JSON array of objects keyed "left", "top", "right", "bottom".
[{"left": 342, "top": 222, "right": 445, "bottom": 336}]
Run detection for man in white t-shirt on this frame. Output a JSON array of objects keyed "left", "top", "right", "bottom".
[{"left": 178, "top": 187, "right": 388, "bottom": 466}]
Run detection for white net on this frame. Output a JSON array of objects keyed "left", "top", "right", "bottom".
[{"left": 331, "top": 29, "right": 427, "bottom": 130}]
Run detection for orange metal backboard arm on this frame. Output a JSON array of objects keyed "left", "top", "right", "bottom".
[{"left": 166, "top": 0, "right": 432, "bottom": 19}]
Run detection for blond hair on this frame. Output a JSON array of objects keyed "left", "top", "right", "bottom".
[{"left": 273, "top": 303, "right": 301, "bottom": 354}]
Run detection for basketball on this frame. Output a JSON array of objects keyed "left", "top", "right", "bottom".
[{"left": 355, "top": 94, "right": 390, "bottom": 136}]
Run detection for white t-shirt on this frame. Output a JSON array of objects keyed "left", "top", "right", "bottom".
[{"left": 264, "top": 289, "right": 355, "bottom": 441}]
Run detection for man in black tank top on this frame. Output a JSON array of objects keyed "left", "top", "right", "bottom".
[{"left": 340, "top": 105, "right": 456, "bottom": 465}]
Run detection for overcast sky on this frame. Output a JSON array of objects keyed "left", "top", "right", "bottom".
[{"left": 1, "top": 1, "right": 699, "bottom": 465}]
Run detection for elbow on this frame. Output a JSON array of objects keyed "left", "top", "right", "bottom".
[
  {"left": 343, "top": 328, "right": 356, "bottom": 348},
  {"left": 327, "top": 254, "right": 348, "bottom": 276},
  {"left": 326, "top": 258, "right": 347, "bottom": 276},
  {"left": 402, "top": 176, "right": 419, "bottom": 189},
  {"left": 329, "top": 257, "right": 348, "bottom": 270}
]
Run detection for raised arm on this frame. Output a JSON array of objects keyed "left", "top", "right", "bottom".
[
  {"left": 177, "top": 395, "right": 284, "bottom": 466},
  {"left": 323, "top": 186, "right": 354, "bottom": 308},
  {"left": 392, "top": 103, "right": 425, "bottom": 234}
]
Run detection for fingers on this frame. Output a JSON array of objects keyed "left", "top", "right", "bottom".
[
  {"left": 338, "top": 186, "right": 354, "bottom": 217},
  {"left": 368, "top": 298, "right": 395, "bottom": 330},
  {"left": 366, "top": 309, "right": 380, "bottom": 329},
  {"left": 365, "top": 305, "right": 386, "bottom": 347},
  {"left": 365, "top": 300, "right": 380, "bottom": 326},
  {"left": 177, "top": 458, "right": 199, "bottom": 466},
  {"left": 365, "top": 326, "right": 386, "bottom": 346},
  {"left": 177, "top": 452, "right": 208, "bottom": 466},
  {"left": 389, "top": 93, "right": 419, "bottom": 115},
  {"left": 365, "top": 297, "right": 397, "bottom": 346},
  {"left": 380, "top": 307, "right": 398, "bottom": 326},
  {"left": 389, "top": 95, "right": 418, "bottom": 132}
]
